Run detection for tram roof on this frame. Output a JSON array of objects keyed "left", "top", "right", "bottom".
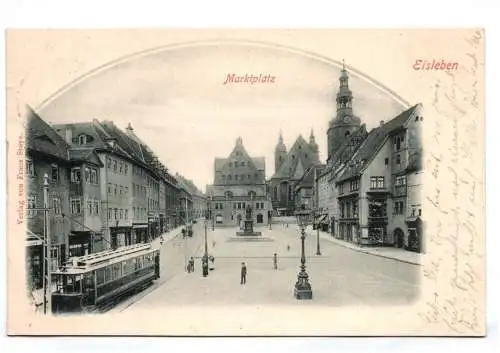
[{"left": 54, "top": 244, "right": 158, "bottom": 274}]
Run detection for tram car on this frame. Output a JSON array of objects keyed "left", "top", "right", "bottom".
[{"left": 51, "top": 243, "right": 160, "bottom": 314}]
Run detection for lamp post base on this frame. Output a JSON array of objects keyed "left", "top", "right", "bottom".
[
  {"left": 293, "top": 271, "right": 313, "bottom": 300},
  {"left": 294, "top": 284, "right": 313, "bottom": 300}
]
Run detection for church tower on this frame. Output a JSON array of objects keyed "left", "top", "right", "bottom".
[
  {"left": 327, "top": 60, "right": 361, "bottom": 163},
  {"left": 275, "top": 130, "right": 287, "bottom": 173},
  {"left": 309, "top": 128, "right": 319, "bottom": 161}
]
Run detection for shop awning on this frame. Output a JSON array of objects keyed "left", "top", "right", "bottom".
[
  {"left": 406, "top": 216, "right": 421, "bottom": 223},
  {"left": 132, "top": 224, "right": 148, "bottom": 229},
  {"left": 315, "top": 215, "right": 327, "bottom": 224},
  {"left": 26, "top": 230, "right": 43, "bottom": 246}
]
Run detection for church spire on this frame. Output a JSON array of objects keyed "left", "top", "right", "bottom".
[
  {"left": 309, "top": 128, "right": 315, "bottom": 143},
  {"left": 335, "top": 59, "right": 353, "bottom": 121}
]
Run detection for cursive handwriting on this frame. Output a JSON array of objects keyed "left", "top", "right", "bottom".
[{"left": 421, "top": 30, "right": 484, "bottom": 334}]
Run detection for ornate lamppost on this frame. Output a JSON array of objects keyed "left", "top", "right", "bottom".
[
  {"left": 315, "top": 208, "right": 322, "bottom": 256},
  {"left": 202, "top": 217, "right": 209, "bottom": 277},
  {"left": 294, "top": 206, "right": 313, "bottom": 300}
]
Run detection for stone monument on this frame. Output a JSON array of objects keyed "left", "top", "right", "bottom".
[{"left": 236, "top": 205, "right": 262, "bottom": 237}]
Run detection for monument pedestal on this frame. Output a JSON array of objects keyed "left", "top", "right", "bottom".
[{"left": 236, "top": 220, "right": 262, "bottom": 237}]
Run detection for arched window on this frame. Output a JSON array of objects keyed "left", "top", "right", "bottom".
[
  {"left": 396, "top": 154, "right": 401, "bottom": 164},
  {"left": 345, "top": 131, "right": 351, "bottom": 137}
]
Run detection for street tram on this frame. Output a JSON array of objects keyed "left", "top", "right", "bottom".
[{"left": 51, "top": 243, "right": 160, "bottom": 314}]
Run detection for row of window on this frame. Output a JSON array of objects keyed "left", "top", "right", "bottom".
[
  {"left": 370, "top": 176, "right": 385, "bottom": 189},
  {"left": 221, "top": 173, "right": 259, "bottom": 181},
  {"left": 108, "top": 183, "right": 130, "bottom": 198},
  {"left": 132, "top": 183, "right": 147, "bottom": 198},
  {"left": 227, "top": 160, "right": 248, "bottom": 168},
  {"left": 26, "top": 160, "right": 60, "bottom": 182},
  {"left": 70, "top": 198, "right": 101, "bottom": 215},
  {"left": 340, "top": 200, "right": 359, "bottom": 219},
  {"left": 107, "top": 157, "right": 129, "bottom": 175},
  {"left": 107, "top": 207, "right": 129, "bottom": 221},
  {"left": 148, "top": 198, "right": 159, "bottom": 211},
  {"left": 96, "top": 254, "right": 156, "bottom": 286},
  {"left": 133, "top": 207, "right": 148, "bottom": 220},
  {"left": 394, "top": 175, "right": 407, "bottom": 187},
  {"left": 26, "top": 196, "right": 166, "bottom": 219},
  {"left": 71, "top": 167, "right": 99, "bottom": 184}
]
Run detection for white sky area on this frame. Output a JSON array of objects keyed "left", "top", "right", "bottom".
[{"left": 39, "top": 44, "right": 407, "bottom": 192}]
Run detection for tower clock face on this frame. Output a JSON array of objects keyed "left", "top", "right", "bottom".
[{"left": 343, "top": 114, "right": 350, "bottom": 123}]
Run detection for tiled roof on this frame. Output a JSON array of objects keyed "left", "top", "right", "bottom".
[
  {"left": 26, "top": 106, "right": 70, "bottom": 160},
  {"left": 176, "top": 174, "right": 204, "bottom": 197},
  {"left": 296, "top": 164, "right": 325, "bottom": 189},
  {"left": 271, "top": 134, "right": 319, "bottom": 179},
  {"left": 336, "top": 104, "right": 420, "bottom": 183}
]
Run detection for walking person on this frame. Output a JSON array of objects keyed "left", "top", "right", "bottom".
[
  {"left": 240, "top": 262, "right": 247, "bottom": 285},
  {"left": 273, "top": 253, "right": 278, "bottom": 270}
]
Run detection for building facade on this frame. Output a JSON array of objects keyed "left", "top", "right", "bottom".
[
  {"left": 26, "top": 108, "right": 72, "bottom": 291},
  {"left": 269, "top": 131, "right": 320, "bottom": 215},
  {"left": 206, "top": 137, "right": 271, "bottom": 227},
  {"left": 334, "top": 104, "right": 423, "bottom": 250}
]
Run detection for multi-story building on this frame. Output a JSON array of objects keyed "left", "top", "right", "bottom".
[
  {"left": 206, "top": 137, "right": 271, "bottom": 227},
  {"left": 269, "top": 131, "right": 320, "bottom": 215},
  {"left": 334, "top": 104, "right": 423, "bottom": 248},
  {"left": 25, "top": 107, "right": 73, "bottom": 290},
  {"left": 294, "top": 164, "right": 325, "bottom": 211},
  {"left": 53, "top": 121, "right": 135, "bottom": 249}
]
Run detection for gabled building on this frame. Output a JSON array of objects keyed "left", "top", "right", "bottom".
[
  {"left": 316, "top": 125, "right": 368, "bottom": 236},
  {"left": 25, "top": 106, "right": 105, "bottom": 291},
  {"left": 206, "top": 137, "right": 271, "bottom": 227},
  {"left": 269, "top": 131, "right": 320, "bottom": 215},
  {"left": 294, "top": 163, "right": 325, "bottom": 211},
  {"left": 334, "top": 104, "right": 423, "bottom": 249}
]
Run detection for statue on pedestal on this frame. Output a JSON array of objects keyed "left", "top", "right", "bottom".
[{"left": 245, "top": 204, "right": 253, "bottom": 220}]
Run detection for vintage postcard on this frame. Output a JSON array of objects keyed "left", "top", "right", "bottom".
[{"left": 5, "top": 29, "right": 485, "bottom": 336}]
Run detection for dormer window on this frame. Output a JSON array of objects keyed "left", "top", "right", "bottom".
[{"left": 78, "top": 134, "right": 87, "bottom": 145}]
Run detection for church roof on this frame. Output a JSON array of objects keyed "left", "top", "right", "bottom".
[
  {"left": 336, "top": 104, "right": 420, "bottom": 183},
  {"left": 271, "top": 134, "right": 319, "bottom": 179}
]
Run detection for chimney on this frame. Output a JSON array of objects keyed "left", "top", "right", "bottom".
[
  {"left": 65, "top": 127, "right": 73, "bottom": 144},
  {"left": 380, "top": 120, "right": 384, "bottom": 126}
]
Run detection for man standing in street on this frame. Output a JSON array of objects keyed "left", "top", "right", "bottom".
[
  {"left": 273, "top": 253, "right": 278, "bottom": 270},
  {"left": 240, "top": 262, "right": 247, "bottom": 285}
]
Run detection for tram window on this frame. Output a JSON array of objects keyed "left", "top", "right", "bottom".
[
  {"left": 83, "top": 273, "right": 94, "bottom": 291},
  {"left": 105, "top": 267, "right": 112, "bottom": 282},
  {"left": 112, "top": 264, "right": 121, "bottom": 279},
  {"left": 96, "top": 269, "right": 105, "bottom": 285}
]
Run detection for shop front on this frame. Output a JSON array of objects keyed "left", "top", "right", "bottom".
[
  {"left": 132, "top": 224, "right": 148, "bottom": 244},
  {"left": 406, "top": 216, "right": 423, "bottom": 253}
]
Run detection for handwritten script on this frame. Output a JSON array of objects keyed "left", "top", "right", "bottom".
[{"left": 419, "top": 30, "right": 484, "bottom": 335}]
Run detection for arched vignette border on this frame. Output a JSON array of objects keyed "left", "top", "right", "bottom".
[{"left": 36, "top": 38, "right": 411, "bottom": 111}]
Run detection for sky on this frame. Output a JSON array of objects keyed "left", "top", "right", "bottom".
[{"left": 39, "top": 43, "right": 407, "bottom": 192}]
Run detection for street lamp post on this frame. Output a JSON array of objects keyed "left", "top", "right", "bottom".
[
  {"left": 315, "top": 209, "right": 322, "bottom": 256},
  {"left": 294, "top": 206, "right": 313, "bottom": 300},
  {"left": 202, "top": 218, "right": 209, "bottom": 277},
  {"left": 43, "top": 173, "right": 52, "bottom": 314}
]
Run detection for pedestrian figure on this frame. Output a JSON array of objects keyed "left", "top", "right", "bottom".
[
  {"left": 187, "top": 257, "right": 195, "bottom": 273},
  {"left": 287, "top": 244, "right": 290, "bottom": 252},
  {"left": 240, "top": 262, "right": 247, "bottom": 285},
  {"left": 212, "top": 240, "right": 216, "bottom": 248},
  {"left": 273, "top": 253, "right": 278, "bottom": 270}
]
